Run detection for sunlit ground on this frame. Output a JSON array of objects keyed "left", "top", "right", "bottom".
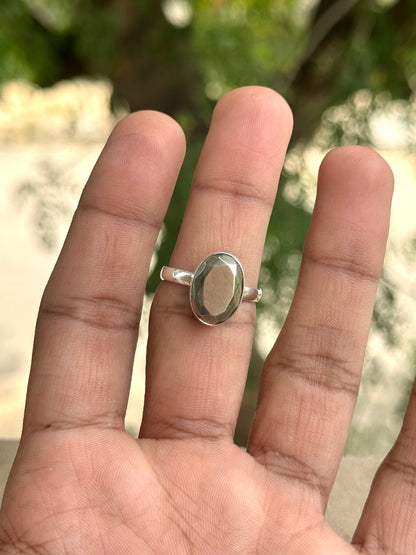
[{"left": 1, "top": 80, "right": 415, "bottom": 455}]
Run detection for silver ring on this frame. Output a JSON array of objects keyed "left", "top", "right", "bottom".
[{"left": 160, "top": 252, "right": 262, "bottom": 326}]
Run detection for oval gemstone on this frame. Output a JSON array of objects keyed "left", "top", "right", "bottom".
[{"left": 190, "top": 253, "right": 244, "bottom": 325}]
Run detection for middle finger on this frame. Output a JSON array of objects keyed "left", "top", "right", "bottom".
[{"left": 140, "top": 87, "right": 292, "bottom": 441}]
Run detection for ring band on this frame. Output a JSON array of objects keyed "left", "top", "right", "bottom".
[{"left": 160, "top": 252, "right": 262, "bottom": 326}]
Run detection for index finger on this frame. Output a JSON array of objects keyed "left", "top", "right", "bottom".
[{"left": 248, "top": 147, "right": 394, "bottom": 508}]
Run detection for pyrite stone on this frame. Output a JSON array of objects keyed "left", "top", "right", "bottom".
[{"left": 190, "top": 253, "right": 244, "bottom": 325}]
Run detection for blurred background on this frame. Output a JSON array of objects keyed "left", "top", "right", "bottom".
[{"left": 0, "top": 0, "right": 415, "bottom": 454}]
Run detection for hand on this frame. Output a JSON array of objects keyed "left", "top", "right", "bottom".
[{"left": 0, "top": 87, "right": 414, "bottom": 554}]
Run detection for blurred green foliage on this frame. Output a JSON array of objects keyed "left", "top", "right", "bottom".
[{"left": 1, "top": 0, "right": 415, "bottom": 445}]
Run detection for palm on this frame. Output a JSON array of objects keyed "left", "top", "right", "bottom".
[
  {"left": 1, "top": 88, "right": 414, "bottom": 554},
  {"left": 3, "top": 431, "right": 355, "bottom": 554}
]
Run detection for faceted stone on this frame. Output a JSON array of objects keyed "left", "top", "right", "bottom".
[{"left": 190, "top": 253, "right": 244, "bottom": 325}]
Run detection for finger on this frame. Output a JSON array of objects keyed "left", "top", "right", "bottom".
[
  {"left": 140, "top": 87, "right": 293, "bottom": 440},
  {"left": 23, "top": 112, "right": 186, "bottom": 433},
  {"left": 247, "top": 146, "right": 394, "bottom": 508},
  {"left": 352, "top": 379, "right": 415, "bottom": 554}
]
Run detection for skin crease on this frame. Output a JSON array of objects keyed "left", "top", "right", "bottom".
[{"left": 0, "top": 87, "right": 414, "bottom": 554}]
